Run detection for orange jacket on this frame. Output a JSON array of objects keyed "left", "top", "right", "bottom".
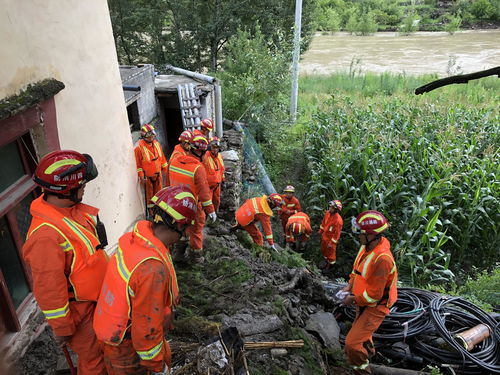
[
  {"left": 135, "top": 139, "right": 168, "bottom": 178},
  {"left": 319, "top": 211, "right": 343, "bottom": 246},
  {"left": 167, "top": 154, "right": 214, "bottom": 214},
  {"left": 23, "top": 196, "right": 108, "bottom": 336},
  {"left": 278, "top": 196, "right": 301, "bottom": 217},
  {"left": 285, "top": 212, "right": 312, "bottom": 242},
  {"left": 236, "top": 196, "right": 274, "bottom": 245},
  {"left": 203, "top": 152, "right": 225, "bottom": 187},
  {"left": 349, "top": 237, "right": 398, "bottom": 313},
  {"left": 168, "top": 144, "right": 188, "bottom": 163},
  {"left": 94, "top": 221, "right": 178, "bottom": 372}
]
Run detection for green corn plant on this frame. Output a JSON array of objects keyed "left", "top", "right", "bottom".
[{"left": 296, "top": 82, "right": 499, "bottom": 288}]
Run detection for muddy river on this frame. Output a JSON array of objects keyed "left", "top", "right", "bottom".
[{"left": 300, "top": 30, "right": 500, "bottom": 76}]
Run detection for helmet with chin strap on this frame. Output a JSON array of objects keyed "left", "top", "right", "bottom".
[
  {"left": 150, "top": 186, "right": 197, "bottom": 233},
  {"left": 140, "top": 124, "right": 156, "bottom": 138},
  {"left": 33, "top": 150, "right": 98, "bottom": 195},
  {"left": 268, "top": 193, "right": 284, "bottom": 208},
  {"left": 352, "top": 210, "right": 389, "bottom": 235},
  {"left": 190, "top": 135, "right": 208, "bottom": 152},
  {"left": 329, "top": 200, "right": 343, "bottom": 211},
  {"left": 200, "top": 118, "right": 214, "bottom": 131},
  {"left": 178, "top": 130, "right": 193, "bottom": 143}
]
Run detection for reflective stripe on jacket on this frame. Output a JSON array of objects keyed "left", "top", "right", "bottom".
[
  {"left": 278, "top": 196, "right": 301, "bottom": 216},
  {"left": 350, "top": 237, "right": 398, "bottom": 309},
  {"left": 26, "top": 196, "right": 108, "bottom": 304},
  {"left": 168, "top": 144, "right": 188, "bottom": 164},
  {"left": 135, "top": 139, "right": 167, "bottom": 178},
  {"left": 235, "top": 195, "right": 273, "bottom": 227},
  {"left": 285, "top": 212, "right": 312, "bottom": 241},
  {"left": 168, "top": 154, "right": 214, "bottom": 212},
  {"left": 203, "top": 152, "right": 225, "bottom": 187},
  {"left": 94, "top": 221, "right": 179, "bottom": 349},
  {"left": 319, "top": 211, "right": 343, "bottom": 244}
]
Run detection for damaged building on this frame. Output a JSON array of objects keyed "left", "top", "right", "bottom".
[{"left": 0, "top": 1, "right": 226, "bottom": 370}]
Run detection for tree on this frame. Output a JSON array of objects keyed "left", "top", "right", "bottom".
[{"left": 107, "top": 0, "right": 318, "bottom": 72}]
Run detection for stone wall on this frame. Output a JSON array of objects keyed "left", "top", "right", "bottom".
[{"left": 218, "top": 129, "right": 244, "bottom": 221}]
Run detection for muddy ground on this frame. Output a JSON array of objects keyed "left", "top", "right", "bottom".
[{"left": 16, "top": 218, "right": 354, "bottom": 375}]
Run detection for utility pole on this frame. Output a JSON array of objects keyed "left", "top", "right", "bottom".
[{"left": 290, "top": 0, "right": 303, "bottom": 123}]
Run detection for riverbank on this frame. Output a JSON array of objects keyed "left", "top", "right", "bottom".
[{"left": 300, "top": 30, "right": 500, "bottom": 76}]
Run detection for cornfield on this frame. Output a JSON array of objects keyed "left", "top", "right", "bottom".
[{"left": 302, "top": 87, "right": 499, "bottom": 286}]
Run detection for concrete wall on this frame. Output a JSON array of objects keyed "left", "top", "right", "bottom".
[
  {"left": 0, "top": 1, "right": 144, "bottom": 249},
  {"left": 121, "top": 65, "right": 157, "bottom": 125}
]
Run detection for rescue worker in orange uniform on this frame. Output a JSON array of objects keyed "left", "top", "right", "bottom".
[
  {"left": 193, "top": 118, "right": 213, "bottom": 138},
  {"left": 167, "top": 135, "right": 216, "bottom": 263},
  {"left": 278, "top": 185, "right": 302, "bottom": 235},
  {"left": 168, "top": 130, "right": 192, "bottom": 163},
  {"left": 319, "top": 200, "right": 343, "bottom": 273},
  {"left": 203, "top": 136, "right": 225, "bottom": 212},
  {"left": 232, "top": 194, "right": 284, "bottom": 251},
  {"left": 134, "top": 124, "right": 168, "bottom": 211},
  {"left": 94, "top": 186, "right": 196, "bottom": 375},
  {"left": 23, "top": 150, "right": 109, "bottom": 375},
  {"left": 285, "top": 211, "right": 312, "bottom": 251},
  {"left": 341, "top": 211, "right": 398, "bottom": 375}
]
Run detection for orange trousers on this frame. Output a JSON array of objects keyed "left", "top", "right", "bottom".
[
  {"left": 186, "top": 202, "right": 206, "bottom": 251},
  {"left": 100, "top": 337, "right": 171, "bottom": 375},
  {"left": 344, "top": 306, "right": 387, "bottom": 374},
  {"left": 67, "top": 302, "right": 106, "bottom": 375},
  {"left": 210, "top": 184, "right": 221, "bottom": 212},
  {"left": 280, "top": 214, "right": 292, "bottom": 233},
  {"left": 242, "top": 223, "right": 264, "bottom": 246},
  {"left": 320, "top": 239, "right": 337, "bottom": 264},
  {"left": 145, "top": 175, "right": 163, "bottom": 208}
]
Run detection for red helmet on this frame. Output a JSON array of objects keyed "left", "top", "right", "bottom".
[
  {"left": 33, "top": 150, "right": 98, "bottom": 194},
  {"left": 208, "top": 136, "right": 220, "bottom": 149},
  {"left": 190, "top": 135, "right": 208, "bottom": 151},
  {"left": 352, "top": 210, "right": 389, "bottom": 235},
  {"left": 284, "top": 185, "right": 295, "bottom": 193},
  {"left": 329, "top": 200, "right": 342, "bottom": 211},
  {"left": 200, "top": 118, "right": 214, "bottom": 131},
  {"left": 140, "top": 124, "right": 155, "bottom": 138},
  {"left": 150, "top": 185, "right": 197, "bottom": 226},
  {"left": 178, "top": 130, "right": 193, "bottom": 143},
  {"left": 268, "top": 193, "right": 284, "bottom": 207}
]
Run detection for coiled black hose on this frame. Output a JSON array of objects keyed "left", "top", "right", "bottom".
[
  {"left": 334, "top": 288, "right": 500, "bottom": 374},
  {"left": 423, "top": 296, "right": 500, "bottom": 374},
  {"left": 338, "top": 288, "right": 438, "bottom": 341}
]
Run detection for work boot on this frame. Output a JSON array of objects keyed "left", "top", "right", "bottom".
[{"left": 190, "top": 249, "right": 205, "bottom": 264}]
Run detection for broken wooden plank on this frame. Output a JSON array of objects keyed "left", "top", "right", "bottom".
[{"left": 244, "top": 340, "right": 304, "bottom": 350}]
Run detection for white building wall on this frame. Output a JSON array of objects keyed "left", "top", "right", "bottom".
[{"left": 0, "top": 0, "right": 144, "bottom": 249}]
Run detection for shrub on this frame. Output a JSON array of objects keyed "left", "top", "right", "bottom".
[
  {"left": 444, "top": 15, "right": 462, "bottom": 34},
  {"left": 316, "top": 7, "right": 342, "bottom": 32},
  {"left": 469, "top": 0, "right": 496, "bottom": 19},
  {"left": 357, "top": 11, "right": 379, "bottom": 35},
  {"left": 400, "top": 13, "right": 420, "bottom": 34},
  {"left": 458, "top": 268, "right": 500, "bottom": 310}
]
